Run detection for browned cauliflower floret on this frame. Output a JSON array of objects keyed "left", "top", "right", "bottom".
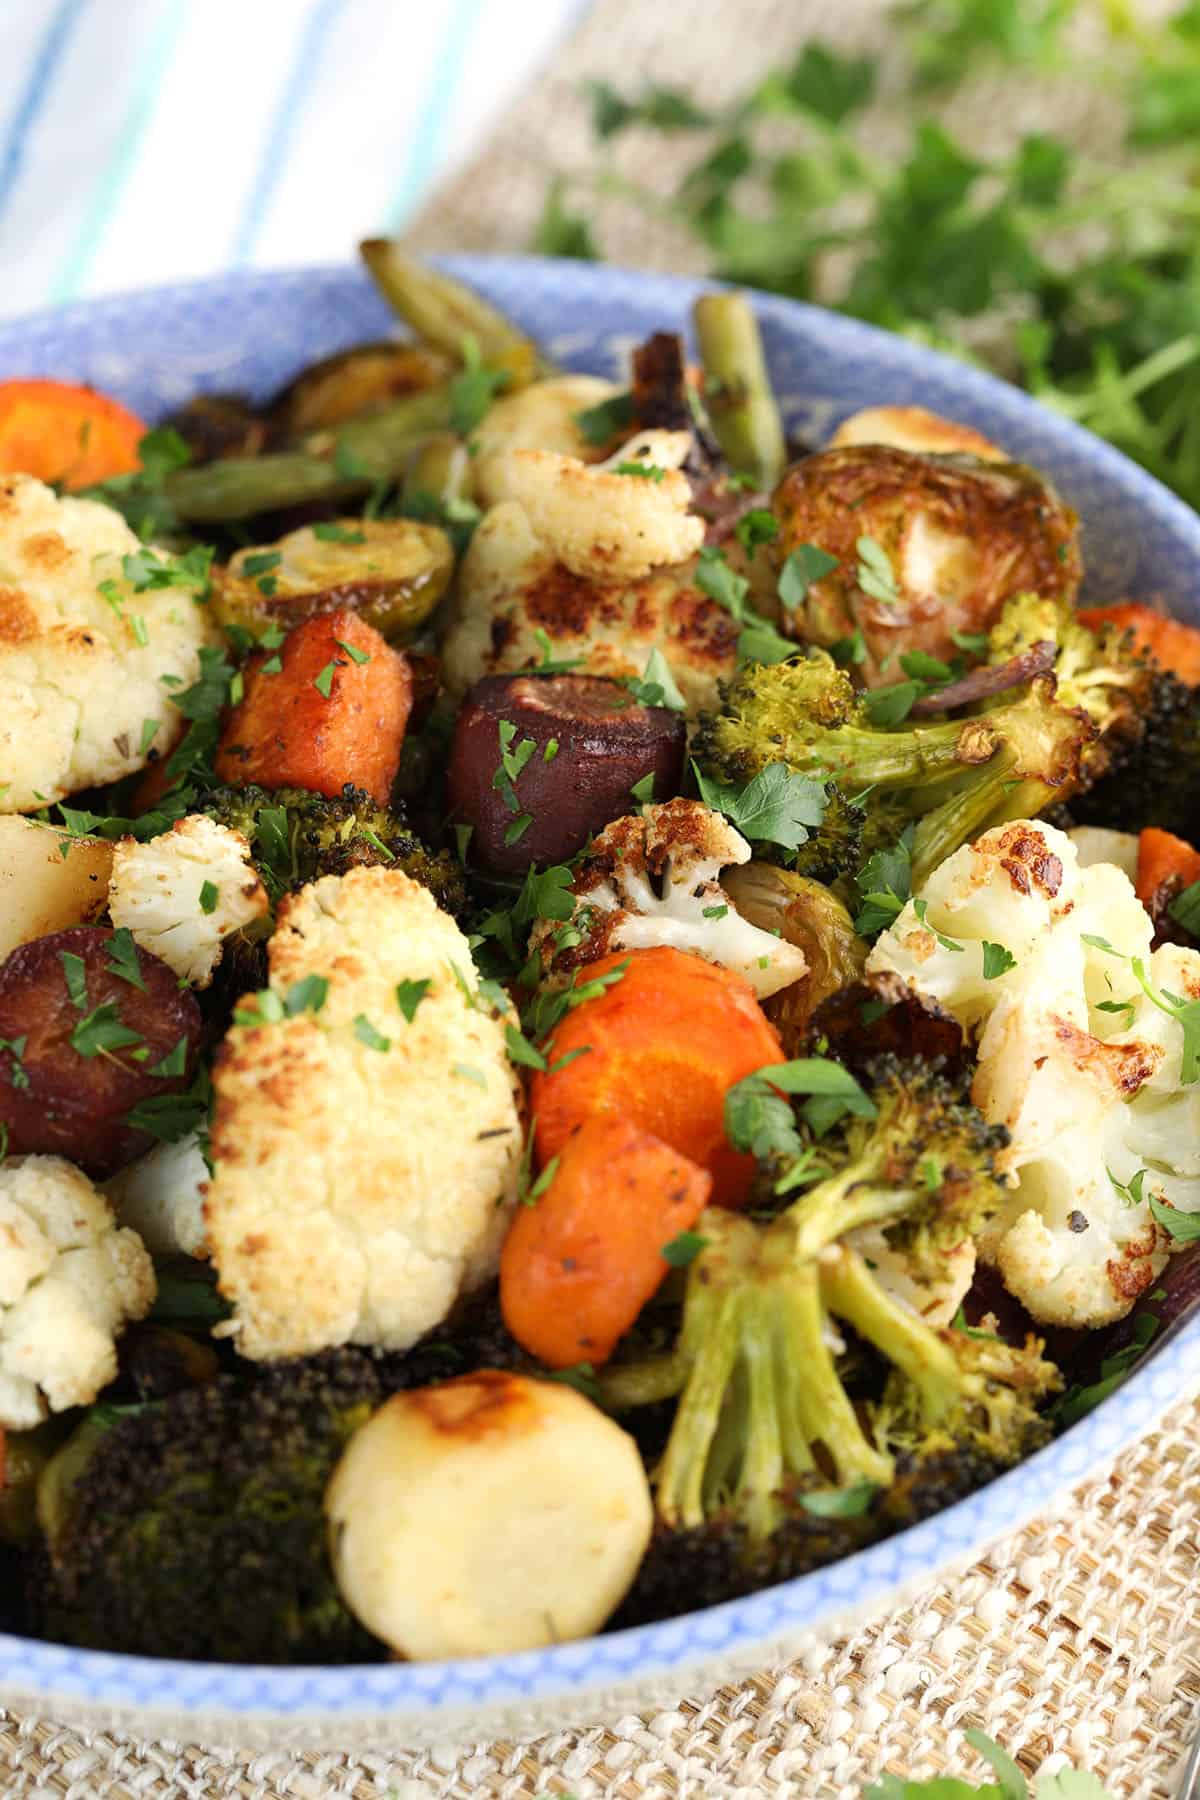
[{"left": 773, "top": 446, "right": 1082, "bottom": 684}]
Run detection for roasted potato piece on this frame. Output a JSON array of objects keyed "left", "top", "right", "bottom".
[
  {"left": 0, "top": 818, "right": 112, "bottom": 960},
  {"left": 829, "top": 405, "right": 1006, "bottom": 462},
  {"left": 774, "top": 445, "right": 1081, "bottom": 683},
  {"left": 213, "top": 517, "right": 454, "bottom": 644},
  {"left": 270, "top": 341, "right": 451, "bottom": 438},
  {"left": 0, "top": 925, "right": 202, "bottom": 1177}
]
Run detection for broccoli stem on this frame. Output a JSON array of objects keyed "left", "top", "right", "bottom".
[
  {"left": 692, "top": 292, "right": 787, "bottom": 490},
  {"left": 803, "top": 716, "right": 1001, "bottom": 791},
  {"left": 786, "top": 1161, "right": 919, "bottom": 1262},
  {"left": 819, "top": 1245, "right": 960, "bottom": 1427}
]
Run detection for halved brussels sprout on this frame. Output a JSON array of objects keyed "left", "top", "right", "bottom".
[
  {"left": 213, "top": 517, "right": 455, "bottom": 644},
  {"left": 270, "top": 341, "right": 451, "bottom": 438},
  {"left": 720, "top": 863, "right": 866, "bottom": 1053}
]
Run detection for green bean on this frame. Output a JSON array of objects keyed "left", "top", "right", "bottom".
[
  {"left": 165, "top": 389, "right": 453, "bottom": 522},
  {"left": 692, "top": 292, "right": 787, "bottom": 491},
  {"left": 360, "top": 239, "right": 545, "bottom": 386}
]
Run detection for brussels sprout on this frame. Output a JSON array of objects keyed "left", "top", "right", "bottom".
[
  {"left": 213, "top": 517, "right": 455, "bottom": 644},
  {"left": 270, "top": 341, "right": 451, "bottom": 438},
  {"left": 721, "top": 863, "right": 866, "bottom": 1053}
]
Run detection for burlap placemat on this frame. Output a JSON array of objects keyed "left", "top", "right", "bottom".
[{"left": 5, "top": 2, "right": 1199, "bottom": 1792}]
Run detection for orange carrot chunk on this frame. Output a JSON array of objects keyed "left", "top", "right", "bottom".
[
  {"left": 214, "top": 609, "right": 411, "bottom": 805},
  {"left": 0, "top": 378, "right": 146, "bottom": 490},
  {"left": 1080, "top": 603, "right": 1200, "bottom": 687},
  {"left": 500, "top": 1113, "right": 712, "bottom": 1368},
  {"left": 530, "top": 945, "right": 785, "bottom": 1209},
  {"left": 1135, "top": 827, "right": 1200, "bottom": 910}
]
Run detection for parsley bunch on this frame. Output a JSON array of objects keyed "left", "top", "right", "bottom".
[{"left": 537, "top": 5, "right": 1200, "bottom": 510}]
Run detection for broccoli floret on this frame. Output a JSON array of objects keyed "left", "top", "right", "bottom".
[
  {"left": 694, "top": 653, "right": 1094, "bottom": 887},
  {"left": 1067, "top": 667, "right": 1200, "bottom": 838},
  {"left": 30, "top": 1351, "right": 385, "bottom": 1663},
  {"left": 600, "top": 1061, "right": 1058, "bottom": 1582},
  {"left": 195, "top": 781, "right": 466, "bottom": 914}
]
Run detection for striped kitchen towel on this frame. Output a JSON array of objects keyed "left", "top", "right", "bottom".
[{"left": 0, "top": 0, "right": 586, "bottom": 321}]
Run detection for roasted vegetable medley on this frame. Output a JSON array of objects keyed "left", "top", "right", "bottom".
[{"left": 0, "top": 247, "right": 1197, "bottom": 1666}]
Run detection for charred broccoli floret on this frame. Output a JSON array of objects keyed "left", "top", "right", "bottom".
[
  {"left": 600, "top": 1061, "right": 1058, "bottom": 1585},
  {"left": 694, "top": 653, "right": 1094, "bottom": 886},
  {"left": 30, "top": 1351, "right": 385, "bottom": 1663},
  {"left": 1064, "top": 666, "right": 1200, "bottom": 839},
  {"left": 195, "top": 781, "right": 465, "bottom": 913}
]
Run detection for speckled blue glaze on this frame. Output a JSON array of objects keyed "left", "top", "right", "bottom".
[{"left": 0, "top": 258, "right": 1197, "bottom": 1728}]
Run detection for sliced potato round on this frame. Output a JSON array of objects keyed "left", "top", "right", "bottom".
[
  {"left": 0, "top": 818, "right": 112, "bottom": 960},
  {"left": 270, "top": 341, "right": 451, "bottom": 437},
  {"left": 326, "top": 1371, "right": 653, "bottom": 1659},
  {"left": 213, "top": 517, "right": 455, "bottom": 644}
]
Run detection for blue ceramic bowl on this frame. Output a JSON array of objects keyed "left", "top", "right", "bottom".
[{"left": 0, "top": 258, "right": 1198, "bottom": 1751}]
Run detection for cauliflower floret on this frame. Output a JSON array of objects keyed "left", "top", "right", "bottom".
[
  {"left": 108, "top": 814, "right": 269, "bottom": 988},
  {"left": 501, "top": 429, "right": 702, "bottom": 584},
  {"left": 0, "top": 474, "right": 214, "bottom": 812},
  {"left": 530, "top": 798, "right": 807, "bottom": 1000},
  {"left": 868, "top": 820, "right": 1197, "bottom": 1326},
  {"left": 442, "top": 500, "right": 737, "bottom": 715},
  {"left": 0, "top": 1154, "right": 155, "bottom": 1427},
  {"left": 104, "top": 1131, "right": 210, "bottom": 1259},
  {"left": 473, "top": 375, "right": 620, "bottom": 507},
  {"left": 205, "top": 865, "right": 523, "bottom": 1361},
  {"left": 1067, "top": 825, "right": 1139, "bottom": 882}
]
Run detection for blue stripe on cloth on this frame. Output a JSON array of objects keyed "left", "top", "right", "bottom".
[
  {"left": 385, "top": 0, "right": 484, "bottom": 229},
  {"left": 0, "top": 0, "right": 88, "bottom": 221},
  {"left": 50, "top": 0, "right": 192, "bottom": 304},
  {"left": 229, "top": 0, "right": 345, "bottom": 266}
]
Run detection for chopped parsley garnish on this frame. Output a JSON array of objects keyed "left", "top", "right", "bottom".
[
  {"left": 735, "top": 508, "right": 780, "bottom": 555},
  {"left": 234, "top": 990, "right": 285, "bottom": 1026},
  {"left": 521, "top": 958, "right": 629, "bottom": 1043},
  {"left": 453, "top": 1061, "right": 488, "bottom": 1088},
  {"left": 334, "top": 637, "right": 371, "bottom": 665},
  {"left": 1053, "top": 1310, "right": 1159, "bottom": 1427},
  {"left": 60, "top": 950, "right": 88, "bottom": 1010},
  {"left": 855, "top": 534, "right": 900, "bottom": 606},
  {"left": 241, "top": 551, "right": 281, "bottom": 578},
  {"left": 661, "top": 1229, "right": 709, "bottom": 1267},
  {"left": 854, "top": 828, "right": 914, "bottom": 937},
  {"left": 106, "top": 928, "right": 147, "bottom": 991},
  {"left": 70, "top": 1003, "right": 144, "bottom": 1061},
  {"left": 1149, "top": 1194, "right": 1200, "bottom": 1240},
  {"left": 630, "top": 772, "right": 656, "bottom": 804},
  {"left": 284, "top": 974, "right": 328, "bottom": 1016},
  {"left": 623, "top": 648, "right": 686, "bottom": 712},
  {"left": 505, "top": 1024, "right": 549, "bottom": 1071},
  {"left": 863, "top": 680, "right": 924, "bottom": 726},
  {"left": 913, "top": 897, "right": 965, "bottom": 953},
  {"left": 830, "top": 628, "right": 867, "bottom": 666},
  {"left": 573, "top": 390, "right": 634, "bottom": 446},
  {"left": 150, "top": 1036, "right": 189, "bottom": 1079},
  {"left": 778, "top": 543, "right": 838, "bottom": 612},
  {"left": 313, "top": 659, "right": 341, "bottom": 699},
  {"left": 1096, "top": 998, "right": 1136, "bottom": 1024},
  {"left": 198, "top": 880, "right": 219, "bottom": 915},
  {"left": 313, "top": 522, "right": 367, "bottom": 545},
  {"left": 504, "top": 813, "right": 533, "bottom": 845},
  {"left": 1168, "top": 878, "right": 1200, "bottom": 937},
  {"left": 981, "top": 940, "right": 1017, "bottom": 979},
  {"left": 396, "top": 978, "right": 431, "bottom": 1022},
  {"left": 0, "top": 1037, "right": 30, "bottom": 1090},
  {"left": 526, "top": 627, "right": 586, "bottom": 675},
  {"left": 613, "top": 460, "right": 666, "bottom": 481},
  {"left": 1108, "top": 1166, "right": 1149, "bottom": 1208},
  {"left": 354, "top": 1014, "right": 391, "bottom": 1052},
  {"left": 693, "top": 759, "right": 827, "bottom": 854},
  {"left": 725, "top": 1057, "right": 876, "bottom": 1159},
  {"left": 138, "top": 718, "right": 160, "bottom": 756},
  {"left": 951, "top": 628, "right": 990, "bottom": 654},
  {"left": 695, "top": 543, "right": 751, "bottom": 616},
  {"left": 543, "top": 738, "right": 560, "bottom": 762},
  {"left": 703, "top": 903, "right": 729, "bottom": 920}
]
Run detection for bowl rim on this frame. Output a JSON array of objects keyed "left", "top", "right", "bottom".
[{"left": 2, "top": 253, "right": 1199, "bottom": 1718}]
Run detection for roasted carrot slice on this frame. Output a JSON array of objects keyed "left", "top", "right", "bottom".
[
  {"left": 500, "top": 1114, "right": 711, "bottom": 1368},
  {"left": 1080, "top": 603, "right": 1200, "bottom": 686},
  {"left": 0, "top": 378, "right": 146, "bottom": 490},
  {"left": 530, "top": 945, "right": 785, "bottom": 1209},
  {"left": 214, "top": 609, "right": 411, "bottom": 805},
  {"left": 1135, "top": 827, "right": 1200, "bottom": 910}
]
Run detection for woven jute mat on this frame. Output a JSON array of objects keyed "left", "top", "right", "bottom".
[{"left": 6, "top": 1, "right": 1200, "bottom": 1793}]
